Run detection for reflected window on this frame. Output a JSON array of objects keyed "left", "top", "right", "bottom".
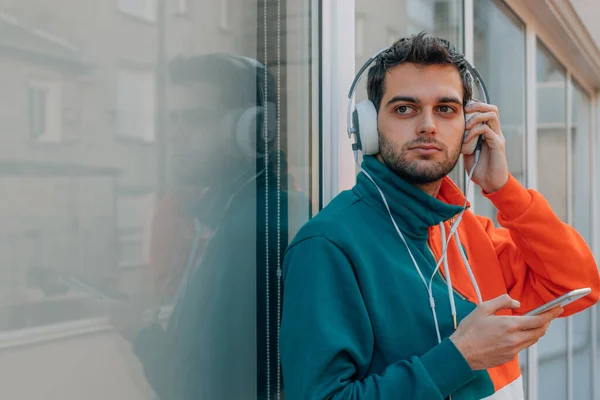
[
  {"left": 116, "top": 69, "right": 155, "bottom": 142},
  {"left": 28, "top": 81, "right": 62, "bottom": 142},
  {"left": 536, "top": 42, "right": 567, "bottom": 221}
]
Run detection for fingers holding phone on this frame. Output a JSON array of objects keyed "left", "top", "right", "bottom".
[{"left": 449, "top": 294, "right": 563, "bottom": 371}]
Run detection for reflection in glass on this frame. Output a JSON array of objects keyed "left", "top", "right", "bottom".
[
  {"left": 536, "top": 40, "right": 568, "bottom": 400},
  {"left": 0, "top": 1, "right": 316, "bottom": 399}
]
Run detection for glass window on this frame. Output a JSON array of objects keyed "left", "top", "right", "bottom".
[
  {"left": 570, "top": 81, "right": 593, "bottom": 246},
  {"left": 353, "top": 0, "right": 464, "bottom": 185},
  {"left": 536, "top": 42, "right": 568, "bottom": 221},
  {"left": 472, "top": 0, "right": 526, "bottom": 224},
  {"left": 571, "top": 80, "right": 593, "bottom": 400},
  {"left": 0, "top": 1, "right": 317, "bottom": 399},
  {"left": 536, "top": 40, "right": 568, "bottom": 400}
]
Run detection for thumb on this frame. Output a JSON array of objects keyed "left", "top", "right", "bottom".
[{"left": 480, "top": 294, "right": 520, "bottom": 315}]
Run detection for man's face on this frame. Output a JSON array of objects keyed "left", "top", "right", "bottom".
[
  {"left": 169, "top": 81, "right": 226, "bottom": 186},
  {"left": 376, "top": 63, "right": 465, "bottom": 184}
]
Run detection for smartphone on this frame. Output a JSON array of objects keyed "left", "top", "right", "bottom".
[
  {"left": 523, "top": 287, "right": 592, "bottom": 316},
  {"left": 462, "top": 102, "right": 479, "bottom": 155}
]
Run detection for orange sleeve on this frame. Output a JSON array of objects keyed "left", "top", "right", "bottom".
[
  {"left": 149, "top": 194, "right": 190, "bottom": 296},
  {"left": 478, "top": 174, "right": 600, "bottom": 316},
  {"left": 149, "top": 195, "right": 176, "bottom": 294}
]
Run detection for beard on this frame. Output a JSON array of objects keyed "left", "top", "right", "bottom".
[{"left": 379, "top": 134, "right": 462, "bottom": 185}]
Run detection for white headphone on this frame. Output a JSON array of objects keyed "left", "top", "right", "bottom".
[
  {"left": 235, "top": 55, "right": 277, "bottom": 159},
  {"left": 213, "top": 54, "right": 278, "bottom": 159},
  {"left": 346, "top": 47, "right": 490, "bottom": 156}
]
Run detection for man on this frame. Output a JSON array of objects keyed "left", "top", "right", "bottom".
[
  {"left": 279, "top": 32, "right": 600, "bottom": 399},
  {"left": 132, "top": 52, "right": 304, "bottom": 399}
]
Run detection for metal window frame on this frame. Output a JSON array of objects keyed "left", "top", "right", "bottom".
[
  {"left": 565, "top": 74, "right": 596, "bottom": 400},
  {"left": 464, "top": 0, "right": 475, "bottom": 205},
  {"left": 524, "top": 22, "right": 539, "bottom": 400},
  {"left": 592, "top": 91, "right": 599, "bottom": 400},
  {"left": 321, "top": 0, "right": 356, "bottom": 207},
  {"left": 566, "top": 72, "right": 574, "bottom": 400},
  {"left": 311, "top": 0, "right": 322, "bottom": 216}
]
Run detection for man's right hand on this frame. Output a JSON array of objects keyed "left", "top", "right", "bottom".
[{"left": 450, "top": 294, "right": 563, "bottom": 370}]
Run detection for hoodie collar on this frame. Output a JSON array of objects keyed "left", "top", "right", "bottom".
[{"left": 354, "top": 155, "right": 466, "bottom": 239}]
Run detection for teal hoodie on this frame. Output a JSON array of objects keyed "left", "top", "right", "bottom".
[{"left": 279, "top": 155, "right": 495, "bottom": 399}]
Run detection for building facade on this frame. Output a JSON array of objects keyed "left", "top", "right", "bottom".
[{"left": 0, "top": 0, "right": 598, "bottom": 399}]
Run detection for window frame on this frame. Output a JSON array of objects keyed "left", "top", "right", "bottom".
[
  {"left": 28, "top": 80, "right": 62, "bottom": 143},
  {"left": 115, "top": 68, "right": 156, "bottom": 143}
]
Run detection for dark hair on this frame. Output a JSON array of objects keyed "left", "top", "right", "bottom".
[
  {"left": 168, "top": 53, "right": 279, "bottom": 157},
  {"left": 167, "top": 53, "right": 290, "bottom": 179},
  {"left": 168, "top": 53, "right": 277, "bottom": 110},
  {"left": 366, "top": 31, "right": 473, "bottom": 111}
]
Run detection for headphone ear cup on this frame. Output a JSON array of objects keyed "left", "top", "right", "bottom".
[
  {"left": 354, "top": 100, "right": 379, "bottom": 155},
  {"left": 235, "top": 103, "right": 276, "bottom": 158},
  {"left": 235, "top": 106, "right": 261, "bottom": 158}
]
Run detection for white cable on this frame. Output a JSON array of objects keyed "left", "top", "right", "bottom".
[
  {"left": 361, "top": 168, "right": 443, "bottom": 343},
  {"left": 357, "top": 147, "right": 483, "bottom": 344},
  {"left": 430, "top": 153, "right": 477, "bottom": 282},
  {"left": 454, "top": 227, "right": 483, "bottom": 304},
  {"left": 439, "top": 222, "right": 457, "bottom": 327}
]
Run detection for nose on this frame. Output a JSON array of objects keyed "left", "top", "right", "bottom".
[{"left": 417, "top": 109, "right": 436, "bottom": 136}]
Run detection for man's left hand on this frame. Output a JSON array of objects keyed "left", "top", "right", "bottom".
[{"left": 462, "top": 101, "right": 509, "bottom": 194}]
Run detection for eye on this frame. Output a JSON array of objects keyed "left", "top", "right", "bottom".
[
  {"left": 437, "top": 105, "right": 455, "bottom": 113},
  {"left": 395, "top": 105, "right": 413, "bottom": 115}
]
